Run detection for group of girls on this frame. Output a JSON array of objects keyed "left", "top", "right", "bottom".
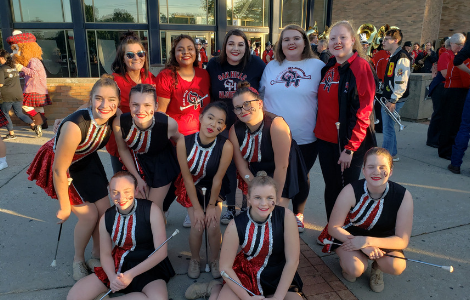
[{"left": 26, "top": 20, "right": 414, "bottom": 299}]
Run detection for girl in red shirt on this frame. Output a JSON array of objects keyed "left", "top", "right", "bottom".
[
  {"left": 155, "top": 35, "right": 211, "bottom": 136},
  {"left": 107, "top": 32, "right": 156, "bottom": 173}
]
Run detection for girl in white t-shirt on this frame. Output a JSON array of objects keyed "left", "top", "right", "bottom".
[{"left": 259, "top": 24, "right": 325, "bottom": 233}]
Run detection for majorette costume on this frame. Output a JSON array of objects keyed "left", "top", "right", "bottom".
[
  {"left": 120, "top": 112, "right": 180, "bottom": 188},
  {"left": 175, "top": 132, "right": 230, "bottom": 208},
  {"left": 232, "top": 206, "right": 303, "bottom": 296},
  {"left": 6, "top": 32, "right": 51, "bottom": 125},
  {"left": 94, "top": 199, "right": 175, "bottom": 293},
  {"left": 319, "top": 179, "right": 406, "bottom": 253},
  {"left": 233, "top": 112, "right": 308, "bottom": 197},
  {"left": 0, "top": 109, "right": 8, "bottom": 128},
  {"left": 27, "top": 108, "right": 114, "bottom": 205}
]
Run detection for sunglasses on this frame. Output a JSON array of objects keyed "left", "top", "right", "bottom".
[
  {"left": 125, "top": 51, "right": 146, "bottom": 59},
  {"left": 233, "top": 100, "right": 259, "bottom": 114}
]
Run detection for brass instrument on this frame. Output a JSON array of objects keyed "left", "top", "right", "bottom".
[
  {"left": 357, "top": 23, "right": 377, "bottom": 56},
  {"left": 319, "top": 26, "right": 329, "bottom": 40},
  {"left": 376, "top": 96, "right": 406, "bottom": 131},
  {"left": 371, "top": 24, "right": 400, "bottom": 53},
  {"left": 412, "top": 52, "right": 430, "bottom": 72},
  {"left": 306, "top": 21, "right": 319, "bottom": 36}
]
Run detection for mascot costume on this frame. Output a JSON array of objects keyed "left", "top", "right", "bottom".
[{"left": 7, "top": 31, "right": 50, "bottom": 137}]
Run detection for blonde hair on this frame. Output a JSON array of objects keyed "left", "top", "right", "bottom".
[
  {"left": 329, "top": 20, "right": 367, "bottom": 60},
  {"left": 363, "top": 147, "right": 393, "bottom": 169},
  {"left": 247, "top": 171, "right": 278, "bottom": 197}
]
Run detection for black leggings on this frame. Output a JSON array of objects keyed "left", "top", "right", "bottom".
[
  {"left": 291, "top": 141, "right": 318, "bottom": 214},
  {"left": 318, "top": 139, "right": 365, "bottom": 220}
]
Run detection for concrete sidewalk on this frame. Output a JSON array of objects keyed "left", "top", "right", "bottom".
[{"left": 0, "top": 122, "right": 469, "bottom": 300}]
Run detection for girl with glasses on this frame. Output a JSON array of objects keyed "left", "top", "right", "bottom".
[
  {"left": 113, "top": 84, "right": 181, "bottom": 216},
  {"left": 107, "top": 31, "right": 155, "bottom": 174},
  {"left": 230, "top": 81, "right": 307, "bottom": 210}
]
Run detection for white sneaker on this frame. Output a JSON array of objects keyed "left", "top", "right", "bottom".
[
  {"left": 392, "top": 156, "right": 400, "bottom": 162},
  {"left": 183, "top": 213, "right": 191, "bottom": 228},
  {"left": 0, "top": 161, "right": 8, "bottom": 171}
]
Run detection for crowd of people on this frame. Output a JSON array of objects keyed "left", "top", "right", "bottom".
[{"left": 1, "top": 19, "right": 469, "bottom": 299}]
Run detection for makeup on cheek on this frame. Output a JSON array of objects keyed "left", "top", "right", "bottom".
[
  {"left": 216, "top": 126, "right": 222, "bottom": 132},
  {"left": 271, "top": 201, "right": 275, "bottom": 206}
]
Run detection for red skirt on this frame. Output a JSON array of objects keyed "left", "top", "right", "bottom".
[
  {"left": 174, "top": 174, "right": 193, "bottom": 208},
  {"left": 231, "top": 251, "right": 262, "bottom": 295},
  {"left": 237, "top": 172, "right": 248, "bottom": 196},
  {"left": 26, "top": 139, "right": 83, "bottom": 205},
  {"left": 23, "top": 93, "right": 52, "bottom": 107},
  {"left": 0, "top": 110, "right": 8, "bottom": 127}
]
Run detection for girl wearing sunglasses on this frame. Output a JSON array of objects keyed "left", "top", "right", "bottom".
[
  {"left": 107, "top": 31, "right": 155, "bottom": 174},
  {"left": 229, "top": 81, "right": 307, "bottom": 209}
]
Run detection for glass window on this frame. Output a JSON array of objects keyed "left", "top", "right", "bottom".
[
  {"left": 312, "top": 0, "right": 327, "bottom": 34},
  {"left": 22, "top": 30, "right": 77, "bottom": 77},
  {"left": 0, "top": 31, "right": 3, "bottom": 50},
  {"left": 280, "top": 0, "right": 306, "bottom": 28},
  {"left": 227, "top": 0, "right": 269, "bottom": 27},
  {"left": 160, "top": 31, "right": 214, "bottom": 64},
  {"left": 11, "top": 0, "right": 72, "bottom": 22},
  {"left": 159, "top": 0, "right": 215, "bottom": 25},
  {"left": 87, "top": 30, "right": 148, "bottom": 77},
  {"left": 84, "top": 0, "right": 147, "bottom": 23}
]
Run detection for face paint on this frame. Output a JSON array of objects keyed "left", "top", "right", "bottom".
[
  {"left": 110, "top": 103, "right": 117, "bottom": 110},
  {"left": 271, "top": 201, "right": 275, "bottom": 206},
  {"left": 216, "top": 126, "right": 222, "bottom": 132}
]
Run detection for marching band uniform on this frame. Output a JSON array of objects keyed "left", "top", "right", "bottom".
[
  {"left": 320, "top": 179, "right": 406, "bottom": 254},
  {"left": 175, "top": 132, "right": 230, "bottom": 208},
  {"left": 119, "top": 112, "right": 180, "bottom": 188},
  {"left": 27, "top": 108, "right": 113, "bottom": 205},
  {"left": 94, "top": 199, "right": 175, "bottom": 293},
  {"left": 232, "top": 206, "right": 303, "bottom": 296},
  {"left": 233, "top": 112, "right": 308, "bottom": 198}
]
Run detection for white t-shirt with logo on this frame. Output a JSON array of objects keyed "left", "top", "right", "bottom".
[{"left": 259, "top": 58, "right": 325, "bottom": 145}]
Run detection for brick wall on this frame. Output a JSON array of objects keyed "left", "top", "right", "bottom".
[{"left": 439, "top": 0, "right": 470, "bottom": 39}]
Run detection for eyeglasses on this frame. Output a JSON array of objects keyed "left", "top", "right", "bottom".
[
  {"left": 125, "top": 51, "right": 146, "bottom": 59},
  {"left": 233, "top": 100, "right": 259, "bottom": 114}
]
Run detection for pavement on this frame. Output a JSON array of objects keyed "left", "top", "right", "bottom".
[{"left": 0, "top": 121, "right": 469, "bottom": 300}]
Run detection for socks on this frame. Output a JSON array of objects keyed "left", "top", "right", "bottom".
[{"left": 0, "top": 157, "right": 6, "bottom": 163}]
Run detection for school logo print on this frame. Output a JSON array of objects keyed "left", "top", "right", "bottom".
[
  {"left": 270, "top": 67, "right": 311, "bottom": 87},
  {"left": 180, "top": 89, "right": 208, "bottom": 111},
  {"left": 224, "top": 79, "right": 237, "bottom": 91},
  {"left": 320, "top": 68, "right": 339, "bottom": 93}
]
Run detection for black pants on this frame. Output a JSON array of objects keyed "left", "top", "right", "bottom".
[
  {"left": 427, "top": 82, "right": 445, "bottom": 146},
  {"left": 373, "top": 100, "right": 383, "bottom": 133},
  {"left": 110, "top": 154, "right": 124, "bottom": 174},
  {"left": 291, "top": 141, "right": 318, "bottom": 214},
  {"left": 438, "top": 88, "right": 469, "bottom": 158},
  {"left": 318, "top": 139, "right": 365, "bottom": 220}
]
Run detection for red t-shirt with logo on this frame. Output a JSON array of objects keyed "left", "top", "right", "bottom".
[
  {"left": 444, "top": 55, "right": 470, "bottom": 89},
  {"left": 155, "top": 67, "right": 211, "bottom": 136},
  {"left": 371, "top": 50, "right": 390, "bottom": 81},
  {"left": 437, "top": 49, "right": 453, "bottom": 72},
  {"left": 315, "top": 63, "right": 341, "bottom": 144}
]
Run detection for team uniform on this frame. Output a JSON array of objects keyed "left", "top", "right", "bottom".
[
  {"left": 319, "top": 179, "right": 406, "bottom": 254},
  {"left": 27, "top": 108, "right": 113, "bottom": 205},
  {"left": 120, "top": 112, "right": 180, "bottom": 188},
  {"left": 315, "top": 52, "right": 376, "bottom": 219},
  {"left": 94, "top": 199, "right": 175, "bottom": 293},
  {"left": 175, "top": 132, "right": 230, "bottom": 208},
  {"left": 106, "top": 70, "right": 156, "bottom": 172},
  {"left": 155, "top": 68, "right": 210, "bottom": 136},
  {"left": 232, "top": 206, "right": 303, "bottom": 296},
  {"left": 0, "top": 109, "right": 7, "bottom": 128},
  {"left": 233, "top": 112, "right": 307, "bottom": 198},
  {"left": 262, "top": 49, "right": 274, "bottom": 64}
]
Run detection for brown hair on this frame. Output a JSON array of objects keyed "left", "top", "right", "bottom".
[
  {"left": 0, "top": 49, "right": 15, "bottom": 68},
  {"left": 109, "top": 171, "right": 137, "bottom": 188},
  {"left": 164, "top": 34, "right": 199, "bottom": 88},
  {"left": 308, "top": 33, "right": 318, "bottom": 42},
  {"left": 329, "top": 20, "right": 367, "bottom": 60},
  {"left": 90, "top": 74, "right": 121, "bottom": 102},
  {"left": 385, "top": 29, "right": 404, "bottom": 45},
  {"left": 129, "top": 83, "right": 157, "bottom": 104},
  {"left": 248, "top": 171, "right": 278, "bottom": 197},
  {"left": 275, "top": 24, "right": 315, "bottom": 63},
  {"left": 111, "top": 31, "right": 149, "bottom": 81},
  {"left": 233, "top": 81, "right": 261, "bottom": 102},
  {"left": 13, "top": 42, "right": 43, "bottom": 66},
  {"left": 218, "top": 29, "right": 251, "bottom": 70},
  {"left": 363, "top": 147, "right": 393, "bottom": 169}
]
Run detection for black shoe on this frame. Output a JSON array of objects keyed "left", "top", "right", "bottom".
[
  {"left": 439, "top": 154, "right": 451, "bottom": 160},
  {"left": 448, "top": 164, "right": 461, "bottom": 174},
  {"left": 3, "top": 134, "right": 17, "bottom": 140},
  {"left": 426, "top": 142, "right": 439, "bottom": 148}
]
